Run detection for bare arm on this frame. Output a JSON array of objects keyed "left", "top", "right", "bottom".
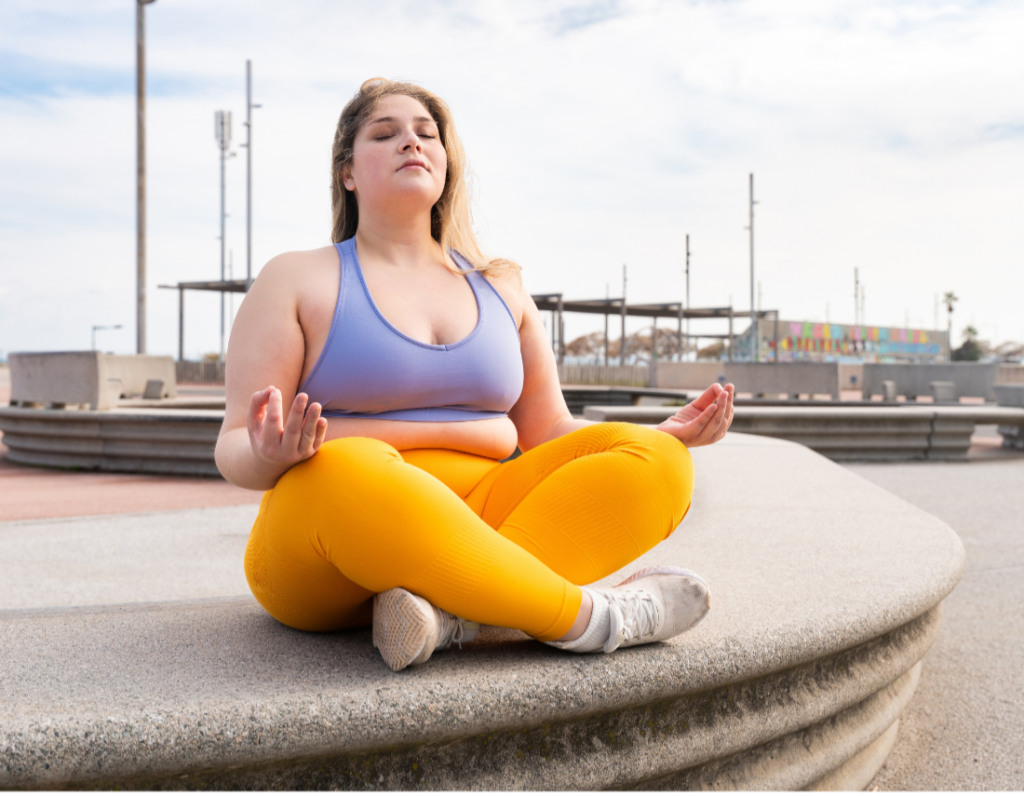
[
  {"left": 215, "top": 255, "right": 328, "bottom": 490},
  {"left": 508, "top": 281, "right": 735, "bottom": 450}
]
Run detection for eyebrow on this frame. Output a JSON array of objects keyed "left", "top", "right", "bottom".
[{"left": 367, "top": 115, "right": 437, "bottom": 125}]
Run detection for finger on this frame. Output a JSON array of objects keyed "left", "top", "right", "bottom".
[
  {"left": 262, "top": 387, "right": 286, "bottom": 448},
  {"left": 247, "top": 388, "right": 271, "bottom": 437},
  {"left": 690, "top": 382, "right": 724, "bottom": 411},
  {"left": 687, "top": 397, "right": 720, "bottom": 434},
  {"left": 298, "top": 401, "right": 322, "bottom": 453},
  {"left": 694, "top": 394, "right": 728, "bottom": 443},
  {"left": 713, "top": 399, "right": 733, "bottom": 442},
  {"left": 281, "top": 393, "right": 308, "bottom": 452},
  {"left": 312, "top": 416, "right": 328, "bottom": 450}
]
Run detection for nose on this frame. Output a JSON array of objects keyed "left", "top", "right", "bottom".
[{"left": 399, "top": 126, "right": 423, "bottom": 153}]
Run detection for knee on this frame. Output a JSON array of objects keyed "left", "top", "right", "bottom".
[
  {"left": 603, "top": 422, "right": 695, "bottom": 521},
  {"left": 274, "top": 436, "right": 401, "bottom": 500}
]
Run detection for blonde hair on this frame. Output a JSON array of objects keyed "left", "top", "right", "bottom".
[{"left": 331, "top": 78, "right": 519, "bottom": 278}]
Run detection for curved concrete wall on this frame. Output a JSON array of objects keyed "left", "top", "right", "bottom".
[
  {"left": 0, "top": 407, "right": 221, "bottom": 476},
  {"left": 0, "top": 434, "right": 963, "bottom": 789}
]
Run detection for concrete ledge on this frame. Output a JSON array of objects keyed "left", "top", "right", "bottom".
[
  {"left": 0, "top": 435, "right": 964, "bottom": 788},
  {"left": 583, "top": 405, "right": 1024, "bottom": 462},
  {"left": 9, "top": 352, "right": 177, "bottom": 410},
  {"left": 0, "top": 407, "right": 222, "bottom": 476}
]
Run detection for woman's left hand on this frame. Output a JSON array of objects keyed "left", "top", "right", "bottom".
[{"left": 656, "top": 382, "right": 734, "bottom": 447}]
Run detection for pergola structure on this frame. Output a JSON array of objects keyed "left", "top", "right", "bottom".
[
  {"left": 160, "top": 280, "right": 779, "bottom": 364},
  {"left": 159, "top": 279, "right": 249, "bottom": 361},
  {"left": 531, "top": 294, "right": 779, "bottom": 364}
]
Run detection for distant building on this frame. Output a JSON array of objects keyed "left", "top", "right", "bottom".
[{"left": 734, "top": 319, "right": 948, "bottom": 363}]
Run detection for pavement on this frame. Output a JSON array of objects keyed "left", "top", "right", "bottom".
[
  {"left": 1, "top": 360, "right": 1021, "bottom": 789},
  {"left": 852, "top": 455, "right": 1024, "bottom": 790}
]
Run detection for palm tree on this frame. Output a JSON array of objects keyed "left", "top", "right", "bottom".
[{"left": 943, "top": 292, "right": 958, "bottom": 361}]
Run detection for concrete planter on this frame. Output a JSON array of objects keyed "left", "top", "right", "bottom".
[
  {"left": 0, "top": 435, "right": 964, "bottom": 789},
  {"left": 0, "top": 407, "right": 221, "bottom": 476}
]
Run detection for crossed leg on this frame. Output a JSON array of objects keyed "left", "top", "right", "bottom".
[{"left": 244, "top": 423, "right": 693, "bottom": 641}]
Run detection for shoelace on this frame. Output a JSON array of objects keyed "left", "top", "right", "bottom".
[
  {"left": 436, "top": 610, "right": 479, "bottom": 650},
  {"left": 604, "top": 590, "right": 659, "bottom": 653}
]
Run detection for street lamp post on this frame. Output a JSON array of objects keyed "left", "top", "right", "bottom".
[
  {"left": 215, "top": 110, "right": 233, "bottom": 361},
  {"left": 92, "top": 324, "right": 123, "bottom": 352},
  {"left": 136, "top": 0, "right": 157, "bottom": 355}
]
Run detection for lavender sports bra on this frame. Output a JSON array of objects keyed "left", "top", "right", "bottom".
[{"left": 299, "top": 238, "right": 524, "bottom": 422}]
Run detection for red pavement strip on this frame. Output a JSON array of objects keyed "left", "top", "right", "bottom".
[{"left": 0, "top": 433, "right": 262, "bottom": 523}]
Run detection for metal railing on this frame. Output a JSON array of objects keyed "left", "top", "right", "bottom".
[
  {"left": 557, "top": 364, "right": 649, "bottom": 386},
  {"left": 176, "top": 360, "right": 226, "bottom": 385}
]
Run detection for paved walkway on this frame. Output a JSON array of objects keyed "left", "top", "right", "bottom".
[
  {"left": 1, "top": 359, "right": 1021, "bottom": 790},
  {"left": 850, "top": 458, "right": 1024, "bottom": 790}
]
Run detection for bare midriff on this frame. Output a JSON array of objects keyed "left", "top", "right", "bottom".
[{"left": 322, "top": 414, "right": 519, "bottom": 460}]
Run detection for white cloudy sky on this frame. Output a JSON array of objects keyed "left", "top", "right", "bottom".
[{"left": 1, "top": 0, "right": 1022, "bottom": 359}]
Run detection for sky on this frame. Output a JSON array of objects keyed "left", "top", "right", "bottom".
[{"left": 1, "top": 0, "right": 1022, "bottom": 360}]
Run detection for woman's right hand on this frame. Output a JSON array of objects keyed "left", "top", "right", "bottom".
[{"left": 248, "top": 386, "right": 328, "bottom": 471}]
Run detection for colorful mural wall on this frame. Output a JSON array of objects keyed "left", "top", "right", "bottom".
[{"left": 751, "top": 320, "right": 948, "bottom": 362}]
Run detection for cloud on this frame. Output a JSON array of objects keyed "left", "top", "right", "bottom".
[
  {"left": 545, "top": 0, "right": 628, "bottom": 36},
  {"left": 1, "top": 0, "right": 1024, "bottom": 358}
]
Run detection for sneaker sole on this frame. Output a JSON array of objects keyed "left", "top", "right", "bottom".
[{"left": 372, "top": 588, "right": 432, "bottom": 672}]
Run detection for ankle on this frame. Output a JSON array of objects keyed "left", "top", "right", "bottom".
[
  {"left": 546, "top": 588, "right": 610, "bottom": 653},
  {"left": 557, "top": 588, "right": 594, "bottom": 642}
]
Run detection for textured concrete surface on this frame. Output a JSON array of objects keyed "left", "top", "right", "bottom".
[
  {"left": 849, "top": 458, "right": 1024, "bottom": 790},
  {"left": 0, "top": 504, "right": 257, "bottom": 609},
  {"left": 0, "top": 406, "right": 223, "bottom": 476},
  {"left": 0, "top": 434, "right": 964, "bottom": 788}
]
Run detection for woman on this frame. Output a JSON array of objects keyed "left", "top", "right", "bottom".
[{"left": 216, "top": 78, "right": 735, "bottom": 672}]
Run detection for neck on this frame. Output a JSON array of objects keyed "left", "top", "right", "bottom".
[{"left": 354, "top": 206, "right": 441, "bottom": 268}]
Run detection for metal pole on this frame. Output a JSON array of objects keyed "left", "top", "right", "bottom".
[
  {"left": 728, "top": 307, "right": 734, "bottom": 363},
  {"left": 216, "top": 109, "right": 231, "bottom": 361},
  {"left": 220, "top": 132, "right": 226, "bottom": 362},
  {"left": 603, "top": 312, "right": 609, "bottom": 367},
  {"left": 748, "top": 173, "right": 757, "bottom": 362},
  {"left": 676, "top": 304, "right": 682, "bottom": 362},
  {"left": 854, "top": 267, "right": 860, "bottom": 326},
  {"left": 620, "top": 264, "right": 627, "bottom": 366},
  {"left": 774, "top": 313, "right": 779, "bottom": 364},
  {"left": 685, "top": 233, "right": 690, "bottom": 361},
  {"left": 135, "top": 1, "right": 155, "bottom": 355},
  {"left": 178, "top": 287, "right": 184, "bottom": 361},
  {"left": 246, "top": 60, "right": 253, "bottom": 286},
  {"left": 557, "top": 294, "right": 564, "bottom": 365},
  {"left": 603, "top": 283, "right": 609, "bottom": 367}
]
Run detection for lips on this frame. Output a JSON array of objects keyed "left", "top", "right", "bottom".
[{"left": 399, "top": 159, "right": 428, "bottom": 171}]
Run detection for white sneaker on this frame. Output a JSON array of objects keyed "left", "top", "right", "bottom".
[
  {"left": 597, "top": 565, "right": 710, "bottom": 653},
  {"left": 372, "top": 588, "right": 480, "bottom": 672}
]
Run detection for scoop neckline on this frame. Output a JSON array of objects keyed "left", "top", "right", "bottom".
[{"left": 346, "top": 238, "right": 483, "bottom": 351}]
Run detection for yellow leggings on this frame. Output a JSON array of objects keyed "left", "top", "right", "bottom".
[{"left": 244, "top": 423, "right": 694, "bottom": 642}]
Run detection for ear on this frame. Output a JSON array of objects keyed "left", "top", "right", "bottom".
[{"left": 341, "top": 162, "right": 356, "bottom": 192}]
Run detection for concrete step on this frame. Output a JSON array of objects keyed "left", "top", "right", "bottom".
[
  {"left": 0, "top": 434, "right": 964, "bottom": 789},
  {"left": 584, "top": 405, "right": 1024, "bottom": 462},
  {"left": 0, "top": 407, "right": 222, "bottom": 476}
]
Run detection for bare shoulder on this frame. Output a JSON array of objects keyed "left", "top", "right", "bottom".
[
  {"left": 483, "top": 267, "right": 527, "bottom": 329},
  {"left": 253, "top": 245, "right": 337, "bottom": 288}
]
